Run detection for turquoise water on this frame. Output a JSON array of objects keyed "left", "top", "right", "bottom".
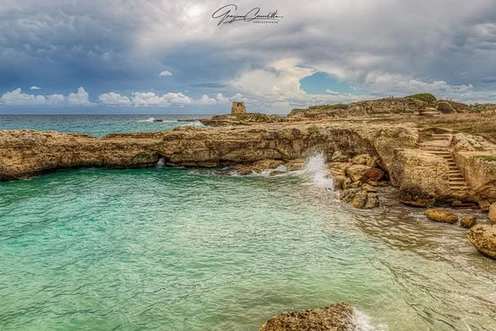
[
  {"left": 0, "top": 115, "right": 206, "bottom": 136},
  {"left": 1, "top": 116, "right": 496, "bottom": 330}
]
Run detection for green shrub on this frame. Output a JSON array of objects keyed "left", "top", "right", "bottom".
[{"left": 405, "top": 93, "right": 437, "bottom": 103}]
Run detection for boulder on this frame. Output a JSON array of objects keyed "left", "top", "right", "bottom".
[
  {"left": 333, "top": 175, "right": 351, "bottom": 191},
  {"left": 352, "top": 190, "right": 368, "bottom": 208},
  {"left": 258, "top": 302, "right": 354, "bottom": 331},
  {"left": 339, "top": 188, "right": 359, "bottom": 203},
  {"left": 436, "top": 101, "right": 455, "bottom": 114},
  {"left": 360, "top": 168, "right": 385, "bottom": 183},
  {"left": 489, "top": 203, "right": 496, "bottom": 224},
  {"left": 424, "top": 209, "right": 459, "bottom": 224},
  {"left": 345, "top": 164, "right": 372, "bottom": 182},
  {"left": 390, "top": 149, "right": 450, "bottom": 206},
  {"left": 365, "top": 193, "right": 380, "bottom": 208},
  {"left": 460, "top": 215, "right": 477, "bottom": 229},
  {"left": 467, "top": 225, "right": 496, "bottom": 259}
]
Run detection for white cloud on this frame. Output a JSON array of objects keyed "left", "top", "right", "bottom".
[
  {"left": 67, "top": 87, "right": 94, "bottom": 106},
  {"left": 29, "top": 86, "right": 42, "bottom": 90},
  {"left": 159, "top": 70, "right": 173, "bottom": 77},
  {"left": 98, "top": 92, "right": 132, "bottom": 106},
  {"left": 0, "top": 87, "right": 94, "bottom": 106}
]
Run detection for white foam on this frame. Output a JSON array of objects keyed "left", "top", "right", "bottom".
[
  {"left": 303, "top": 153, "right": 334, "bottom": 189},
  {"left": 180, "top": 120, "right": 205, "bottom": 128},
  {"left": 353, "top": 309, "right": 388, "bottom": 331},
  {"left": 156, "top": 157, "right": 165, "bottom": 168}
]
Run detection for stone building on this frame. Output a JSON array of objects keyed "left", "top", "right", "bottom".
[{"left": 231, "top": 102, "right": 246, "bottom": 115}]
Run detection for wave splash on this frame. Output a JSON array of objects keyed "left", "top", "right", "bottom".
[
  {"left": 303, "top": 152, "right": 334, "bottom": 190},
  {"left": 353, "top": 309, "right": 388, "bottom": 331}
]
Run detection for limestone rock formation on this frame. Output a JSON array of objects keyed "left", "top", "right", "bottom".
[
  {"left": 258, "top": 302, "right": 354, "bottom": 331},
  {"left": 390, "top": 149, "right": 450, "bottom": 206},
  {"left": 460, "top": 215, "right": 477, "bottom": 229},
  {"left": 489, "top": 203, "right": 496, "bottom": 224},
  {"left": 467, "top": 225, "right": 496, "bottom": 259},
  {"left": 346, "top": 165, "right": 372, "bottom": 182},
  {"left": 0, "top": 122, "right": 417, "bottom": 181},
  {"left": 424, "top": 209, "right": 459, "bottom": 224}
]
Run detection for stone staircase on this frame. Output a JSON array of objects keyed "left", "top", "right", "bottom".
[{"left": 420, "top": 133, "right": 476, "bottom": 207}]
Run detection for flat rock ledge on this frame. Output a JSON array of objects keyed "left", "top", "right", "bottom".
[{"left": 259, "top": 302, "right": 354, "bottom": 331}]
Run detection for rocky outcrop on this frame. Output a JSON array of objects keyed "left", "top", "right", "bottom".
[
  {"left": 258, "top": 302, "right": 354, "bottom": 331},
  {"left": 467, "top": 225, "right": 496, "bottom": 259},
  {"left": 452, "top": 134, "right": 496, "bottom": 204},
  {"left": 390, "top": 149, "right": 450, "bottom": 206},
  {"left": 201, "top": 113, "right": 284, "bottom": 126},
  {"left": 424, "top": 209, "right": 459, "bottom": 224},
  {"left": 0, "top": 122, "right": 418, "bottom": 181}
]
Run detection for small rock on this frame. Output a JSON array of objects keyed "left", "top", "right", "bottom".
[
  {"left": 467, "top": 224, "right": 496, "bottom": 259},
  {"left": 333, "top": 175, "right": 351, "bottom": 191},
  {"left": 361, "top": 183, "right": 378, "bottom": 192},
  {"left": 258, "top": 302, "right": 354, "bottom": 331},
  {"left": 489, "top": 203, "right": 496, "bottom": 224},
  {"left": 424, "top": 209, "right": 459, "bottom": 224},
  {"left": 331, "top": 150, "right": 348, "bottom": 162},
  {"left": 365, "top": 193, "right": 380, "bottom": 209},
  {"left": 285, "top": 159, "right": 305, "bottom": 171},
  {"left": 233, "top": 165, "right": 253, "bottom": 175},
  {"left": 352, "top": 190, "right": 368, "bottom": 208},
  {"left": 339, "top": 188, "right": 359, "bottom": 203},
  {"left": 460, "top": 215, "right": 477, "bottom": 229}
]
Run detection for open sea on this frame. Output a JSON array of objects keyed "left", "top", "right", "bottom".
[{"left": 1, "top": 115, "right": 495, "bottom": 330}]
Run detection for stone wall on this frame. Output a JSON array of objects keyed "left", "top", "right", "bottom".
[{"left": 231, "top": 102, "right": 246, "bottom": 115}]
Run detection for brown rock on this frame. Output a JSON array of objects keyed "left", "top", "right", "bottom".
[
  {"left": 467, "top": 224, "right": 496, "bottom": 259},
  {"left": 460, "top": 215, "right": 477, "bottom": 229},
  {"left": 333, "top": 175, "right": 351, "bottom": 191},
  {"left": 339, "top": 188, "right": 359, "bottom": 203},
  {"left": 424, "top": 209, "right": 459, "bottom": 224},
  {"left": 489, "top": 203, "right": 496, "bottom": 224},
  {"left": 258, "top": 302, "right": 354, "bottom": 331},
  {"left": 252, "top": 159, "right": 285, "bottom": 172},
  {"left": 345, "top": 164, "right": 372, "bottom": 182},
  {"left": 286, "top": 159, "right": 305, "bottom": 171},
  {"left": 361, "top": 183, "right": 378, "bottom": 192},
  {"left": 360, "top": 168, "right": 385, "bottom": 183},
  {"left": 352, "top": 190, "right": 368, "bottom": 208},
  {"left": 365, "top": 193, "right": 380, "bottom": 208}
]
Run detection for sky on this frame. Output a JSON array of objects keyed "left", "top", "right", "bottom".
[{"left": 1, "top": 0, "right": 496, "bottom": 114}]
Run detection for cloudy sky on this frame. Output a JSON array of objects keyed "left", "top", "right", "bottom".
[{"left": 1, "top": 0, "right": 496, "bottom": 114}]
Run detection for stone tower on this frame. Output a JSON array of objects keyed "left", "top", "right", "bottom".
[{"left": 231, "top": 101, "right": 246, "bottom": 115}]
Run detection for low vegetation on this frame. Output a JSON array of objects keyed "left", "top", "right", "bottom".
[{"left": 405, "top": 93, "right": 437, "bottom": 103}]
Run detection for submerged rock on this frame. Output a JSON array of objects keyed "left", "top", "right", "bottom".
[
  {"left": 424, "top": 209, "right": 459, "bottom": 224},
  {"left": 460, "top": 215, "right": 477, "bottom": 229},
  {"left": 365, "top": 193, "right": 380, "bottom": 209},
  {"left": 467, "top": 225, "right": 496, "bottom": 259},
  {"left": 258, "top": 302, "right": 354, "bottom": 331}
]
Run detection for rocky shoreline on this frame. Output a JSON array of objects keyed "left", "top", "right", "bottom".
[{"left": 1, "top": 117, "right": 496, "bottom": 260}]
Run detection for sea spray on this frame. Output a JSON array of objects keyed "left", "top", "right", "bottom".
[
  {"left": 303, "top": 152, "right": 334, "bottom": 189},
  {"left": 353, "top": 309, "right": 389, "bottom": 331}
]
